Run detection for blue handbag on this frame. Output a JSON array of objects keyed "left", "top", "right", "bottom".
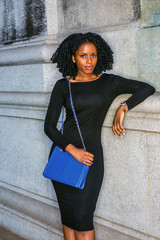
[{"left": 42, "top": 77, "right": 90, "bottom": 189}]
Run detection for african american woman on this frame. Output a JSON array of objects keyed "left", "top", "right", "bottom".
[{"left": 44, "top": 32, "right": 155, "bottom": 240}]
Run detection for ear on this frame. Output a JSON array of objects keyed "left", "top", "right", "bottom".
[{"left": 72, "top": 55, "right": 75, "bottom": 63}]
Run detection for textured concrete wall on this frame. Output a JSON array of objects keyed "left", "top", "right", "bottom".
[
  {"left": 58, "top": 0, "right": 140, "bottom": 33},
  {"left": 0, "top": 0, "right": 160, "bottom": 240},
  {"left": 141, "top": 0, "right": 160, "bottom": 27},
  {"left": 0, "top": 0, "right": 46, "bottom": 44}
]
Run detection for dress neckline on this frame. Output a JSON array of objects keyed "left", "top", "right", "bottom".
[{"left": 68, "top": 73, "right": 104, "bottom": 84}]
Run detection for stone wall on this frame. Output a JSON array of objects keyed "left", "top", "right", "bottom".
[
  {"left": 0, "top": 0, "right": 160, "bottom": 240},
  {"left": 0, "top": 0, "right": 46, "bottom": 44},
  {"left": 57, "top": 0, "right": 140, "bottom": 33}
]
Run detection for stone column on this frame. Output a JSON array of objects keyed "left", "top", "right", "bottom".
[{"left": 0, "top": 1, "right": 63, "bottom": 239}]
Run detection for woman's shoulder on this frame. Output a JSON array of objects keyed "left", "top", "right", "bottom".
[
  {"left": 51, "top": 78, "right": 68, "bottom": 94},
  {"left": 101, "top": 72, "right": 117, "bottom": 79},
  {"left": 102, "top": 73, "right": 119, "bottom": 79},
  {"left": 100, "top": 73, "right": 118, "bottom": 83},
  {"left": 56, "top": 77, "right": 68, "bottom": 85},
  {"left": 53, "top": 78, "right": 68, "bottom": 88}
]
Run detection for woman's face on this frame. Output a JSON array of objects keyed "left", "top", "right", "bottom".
[{"left": 72, "top": 42, "right": 97, "bottom": 75}]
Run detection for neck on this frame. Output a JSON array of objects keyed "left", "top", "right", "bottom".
[{"left": 74, "top": 72, "right": 97, "bottom": 82}]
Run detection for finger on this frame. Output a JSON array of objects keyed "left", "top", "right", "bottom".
[
  {"left": 119, "top": 123, "right": 125, "bottom": 133},
  {"left": 115, "top": 125, "right": 123, "bottom": 136},
  {"left": 86, "top": 156, "right": 94, "bottom": 162},
  {"left": 117, "top": 125, "right": 124, "bottom": 134},
  {"left": 115, "top": 122, "right": 125, "bottom": 135},
  {"left": 119, "top": 126, "right": 125, "bottom": 135},
  {"left": 84, "top": 162, "right": 91, "bottom": 166},
  {"left": 117, "top": 123, "right": 126, "bottom": 135},
  {"left": 113, "top": 128, "right": 118, "bottom": 136},
  {"left": 114, "top": 124, "right": 119, "bottom": 135},
  {"left": 112, "top": 124, "right": 117, "bottom": 136},
  {"left": 86, "top": 152, "right": 94, "bottom": 158},
  {"left": 85, "top": 152, "right": 94, "bottom": 159},
  {"left": 83, "top": 160, "right": 92, "bottom": 166},
  {"left": 84, "top": 160, "right": 93, "bottom": 166},
  {"left": 84, "top": 157, "right": 94, "bottom": 164}
]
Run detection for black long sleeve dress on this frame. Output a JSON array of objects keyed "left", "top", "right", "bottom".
[{"left": 44, "top": 73, "right": 155, "bottom": 231}]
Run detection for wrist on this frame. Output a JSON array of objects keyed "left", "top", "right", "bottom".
[
  {"left": 65, "top": 144, "right": 76, "bottom": 153},
  {"left": 120, "top": 102, "right": 128, "bottom": 112}
]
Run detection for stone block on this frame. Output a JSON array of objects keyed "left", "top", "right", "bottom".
[
  {"left": 0, "top": 44, "right": 57, "bottom": 66},
  {"left": 0, "top": 206, "right": 63, "bottom": 240},
  {"left": 0, "top": 116, "right": 48, "bottom": 197},
  {"left": 137, "top": 27, "right": 160, "bottom": 91},
  {"left": 0, "top": 0, "right": 46, "bottom": 43},
  {"left": 58, "top": 0, "right": 140, "bottom": 33},
  {"left": 101, "top": 29, "right": 138, "bottom": 79},
  {"left": 94, "top": 222, "right": 140, "bottom": 240},
  {"left": 45, "top": 0, "right": 58, "bottom": 36},
  {"left": 102, "top": 28, "right": 158, "bottom": 90},
  {"left": 0, "top": 63, "right": 60, "bottom": 92},
  {"left": 147, "top": 133, "right": 160, "bottom": 236},
  {"left": 95, "top": 128, "right": 150, "bottom": 233},
  {"left": 141, "top": 0, "right": 160, "bottom": 28}
]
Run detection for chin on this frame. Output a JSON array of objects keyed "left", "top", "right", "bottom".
[{"left": 84, "top": 69, "right": 94, "bottom": 74}]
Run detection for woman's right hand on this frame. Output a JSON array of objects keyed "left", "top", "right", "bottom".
[{"left": 65, "top": 144, "right": 94, "bottom": 166}]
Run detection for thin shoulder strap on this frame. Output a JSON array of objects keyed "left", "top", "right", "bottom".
[{"left": 60, "top": 77, "right": 86, "bottom": 151}]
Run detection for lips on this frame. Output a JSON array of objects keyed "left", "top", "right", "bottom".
[{"left": 85, "top": 66, "right": 93, "bottom": 70}]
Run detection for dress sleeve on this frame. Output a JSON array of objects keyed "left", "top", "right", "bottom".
[
  {"left": 113, "top": 74, "right": 156, "bottom": 110},
  {"left": 44, "top": 80, "right": 71, "bottom": 151}
]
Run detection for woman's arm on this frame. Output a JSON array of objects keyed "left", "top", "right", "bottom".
[
  {"left": 112, "top": 74, "right": 156, "bottom": 136},
  {"left": 44, "top": 81, "right": 71, "bottom": 151},
  {"left": 44, "top": 80, "right": 94, "bottom": 165},
  {"left": 113, "top": 74, "right": 155, "bottom": 111}
]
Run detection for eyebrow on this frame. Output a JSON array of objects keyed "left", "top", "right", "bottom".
[{"left": 79, "top": 52, "right": 97, "bottom": 54}]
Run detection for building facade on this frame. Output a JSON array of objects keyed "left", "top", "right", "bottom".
[{"left": 0, "top": 0, "right": 160, "bottom": 239}]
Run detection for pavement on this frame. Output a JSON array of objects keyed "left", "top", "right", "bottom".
[{"left": 0, "top": 226, "right": 26, "bottom": 240}]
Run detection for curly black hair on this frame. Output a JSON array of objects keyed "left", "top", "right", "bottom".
[{"left": 51, "top": 32, "right": 114, "bottom": 78}]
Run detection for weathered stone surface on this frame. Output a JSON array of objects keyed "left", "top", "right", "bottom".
[
  {"left": 0, "top": 63, "right": 60, "bottom": 92},
  {"left": 45, "top": 0, "right": 59, "bottom": 36},
  {"left": 0, "top": 0, "right": 46, "bottom": 44},
  {"left": 137, "top": 27, "right": 160, "bottom": 90},
  {"left": 96, "top": 128, "right": 150, "bottom": 233},
  {"left": 147, "top": 133, "right": 160, "bottom": 236},
  {"left": 0, "top": 116, "right": 48, "bottom": 197},
  {"left": 102, "top": 29, "right": 138, "bottom": 79},
  {"left": 94, "top": 222, "right": 141, "bottom": 240},
  {"left": 0, "top": 186, "right": 140, "bottom": 240},
  {"left": 0, "top": 205, "right": 63, "bottom": 240},
  {"left": 141, "top": 0, "right": 160, "bottom": 27},
  {"left": 0, "top": 44, "right": 57, "bottom": 66},
  {"left": 58, "top": 0, "right": 140, "bottom": 33},
  {"left": 0, "top": 226, "right": 26, "bottom": 240}
]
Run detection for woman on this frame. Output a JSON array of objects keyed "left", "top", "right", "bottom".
[{"left": 44, "top": 32, "right": 155, "bottom": 240}]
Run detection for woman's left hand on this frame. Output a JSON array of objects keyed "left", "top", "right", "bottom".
[{"left": 112, "top": 106, "right": 126, "bottom": 137}]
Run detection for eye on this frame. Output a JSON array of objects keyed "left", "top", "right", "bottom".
[
  {"left": 80, "top": 54, "right": 86, "bottom": 58},
  {"left": 91, "top": 54, "right": 97, "bottom": 58}
]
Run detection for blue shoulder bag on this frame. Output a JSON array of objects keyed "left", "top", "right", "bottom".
[{"left": 42, "top": 77, "right": 90, "bottom": 189}]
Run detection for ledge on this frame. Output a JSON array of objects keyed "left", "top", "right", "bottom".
[
  {"left": 0, "top": 36, "right": 58, "bottom": 66},
  {"left": 0, "top": 186, "right": 158, "bottom": 240},
  {"left": 0, "top": 92, "right": 159, "bottom": 113},
  {"left": 0, "top": 92, "right": 159, "bottom": 132},
  {"left": 0, "top": 92, "right": 49, "bottom": 107},
  {"left": 0, "top": 186, "right": 62, "bottom": 232}
]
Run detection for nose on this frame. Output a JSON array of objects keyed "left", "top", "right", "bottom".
[{"left": 86, "top": 56, "right": 92, "bottom": 64}]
